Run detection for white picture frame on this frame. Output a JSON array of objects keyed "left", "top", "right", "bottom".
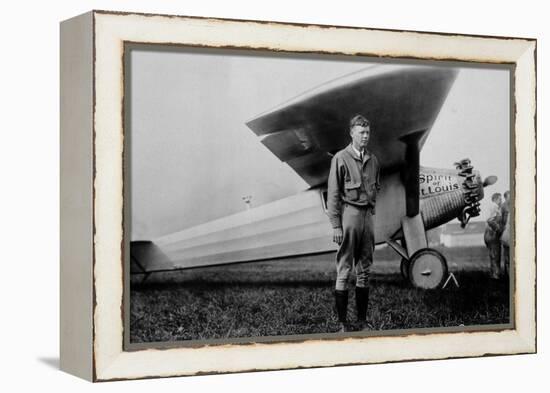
[{"left": 60, "top": 10, "right": 536, "bottom": 382}]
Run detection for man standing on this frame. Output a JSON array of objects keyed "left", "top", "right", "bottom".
[
  {"left": 327, "top": 114, "right": 380, "bottom": 332},
  {"left": 500, "top": 190, "right": 511, "bottom": 276},
  {"left": 484, "top": 192, "right": 503, "bottom": 279}
]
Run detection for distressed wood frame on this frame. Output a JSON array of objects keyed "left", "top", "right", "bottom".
[{"left": 60, "top": 10, "right": 536, "bottom": 382}]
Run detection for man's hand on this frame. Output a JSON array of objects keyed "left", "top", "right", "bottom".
[{"left": 333, "top": 227, "right": 343, "bottom": 245}]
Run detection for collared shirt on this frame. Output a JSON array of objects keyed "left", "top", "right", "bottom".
[
  {"left": 485, "top": 201, "right": 502, "bottom": 232},
  {"left": 352, "top": 144, "right": 363, "bottom": 160},
  {"left": 486, "top": 202, "right": 501, "bottom": 221},
  {"left": 327, "top": 144, "right": 380, "bottom": 228},
  {"left": 351, "top": 144, "right": 370, "bottom": 163}
]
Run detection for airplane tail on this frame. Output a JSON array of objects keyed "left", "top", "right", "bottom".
[{"left": 130, "top": 241, "right": 174, "bottom": 275}]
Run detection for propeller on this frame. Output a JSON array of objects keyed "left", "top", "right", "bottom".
[
  {"left": 483, "top": 175, "right": 498, "bottom": 187},
  {"left": 454, "top": 158, "right": 496, "bottom": 228}
]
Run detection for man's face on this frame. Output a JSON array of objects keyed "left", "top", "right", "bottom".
[
  {"left": 350, "top": 124, "right": 371, "bottom": 150},
  {"left": 496, "top": 196, "right": 502, "bottom": 206}
]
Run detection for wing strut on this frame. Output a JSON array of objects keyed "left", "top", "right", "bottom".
[{"left": 400, "top": 130, "right": 427, "bottom": 217}]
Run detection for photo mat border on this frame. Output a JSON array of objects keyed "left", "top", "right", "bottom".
[{"left": 122, "top": 43, "right": 516, "bottom": 351}]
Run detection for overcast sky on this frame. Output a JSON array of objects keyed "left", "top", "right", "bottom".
[{"left": 129, "top": 47, "right": 510, "bottom": 240}]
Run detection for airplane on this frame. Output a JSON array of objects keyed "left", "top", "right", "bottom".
[{"left": 130, "top": 64, "right": 497, "bottom": 290}]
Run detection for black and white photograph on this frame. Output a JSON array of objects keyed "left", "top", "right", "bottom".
[{"left": 126, "top": 45, "right": 512, "bottom": 345}]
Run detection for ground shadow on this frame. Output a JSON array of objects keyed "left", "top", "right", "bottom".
[{"left": 37, "top": 356, "right": 59, "bottom": 370}]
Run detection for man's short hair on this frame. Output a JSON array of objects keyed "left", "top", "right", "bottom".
[
  {"left": 491, "top": 192, "right": 502, "bottom": 202},
  {"left": 504, "top": 190, "right": 510, "bottom": 199},
  {"left": 349, "top": 114, "right": 370, "bottom": 129}
]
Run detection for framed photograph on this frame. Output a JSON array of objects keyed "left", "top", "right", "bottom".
[{"left": 60, "top": 10, "right": 536, "bottom": 382}]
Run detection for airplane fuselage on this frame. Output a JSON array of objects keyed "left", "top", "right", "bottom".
[{"left": 132, "top": 165, "right": 486, "bottom": 272}]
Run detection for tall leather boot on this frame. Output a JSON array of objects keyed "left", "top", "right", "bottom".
[
  {"left": 355, "top": 286, "right": 370, "bottom": 331},
  {"left": 334, "top": 290, "right": 349, "bottom": 332}
]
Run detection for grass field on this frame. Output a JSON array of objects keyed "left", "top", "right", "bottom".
[{"left": 129, "top": 246, "right": 510, "bottom": 343}]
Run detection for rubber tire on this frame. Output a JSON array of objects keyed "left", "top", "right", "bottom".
[{"left": 408, "top": 248, "right": 448, "bottom": 290}]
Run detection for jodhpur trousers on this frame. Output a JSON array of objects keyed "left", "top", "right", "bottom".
[{"left": 335, "top": 204, "right": 374, "bottom": 291}]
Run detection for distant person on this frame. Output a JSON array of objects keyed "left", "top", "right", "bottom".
[
  {"left": 327, "top": 114, "right": 380, "bottom": 332},
  {"left": 484, "top": 192, "right": 503, "bottom": 279},
  {"left": 500, "top": 190, "right": 511, "bottom": 276}
]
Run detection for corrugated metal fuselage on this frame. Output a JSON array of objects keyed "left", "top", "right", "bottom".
[{"left": 132, "top": 166, "right": 481, "bottom": 272}]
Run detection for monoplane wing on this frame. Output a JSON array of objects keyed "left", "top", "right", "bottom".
[{"left": 246, "top": 65, "right": 458, "bottom": 188}]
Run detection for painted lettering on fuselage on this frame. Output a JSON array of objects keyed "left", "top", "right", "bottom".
[{"left": 419, "top": 171, "right": 461, "bottom": 197}]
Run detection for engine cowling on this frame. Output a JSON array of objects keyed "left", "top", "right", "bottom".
[{"left": 419, "top": 159, "right": 495, "bottom": 230}]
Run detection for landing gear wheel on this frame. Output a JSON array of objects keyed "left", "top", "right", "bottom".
[
  {"left": 400, "top": 258, "right": 410, "bottom": 281},
  {"left": 408, "top": 248, "right": 448, "bottom": 289}
]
